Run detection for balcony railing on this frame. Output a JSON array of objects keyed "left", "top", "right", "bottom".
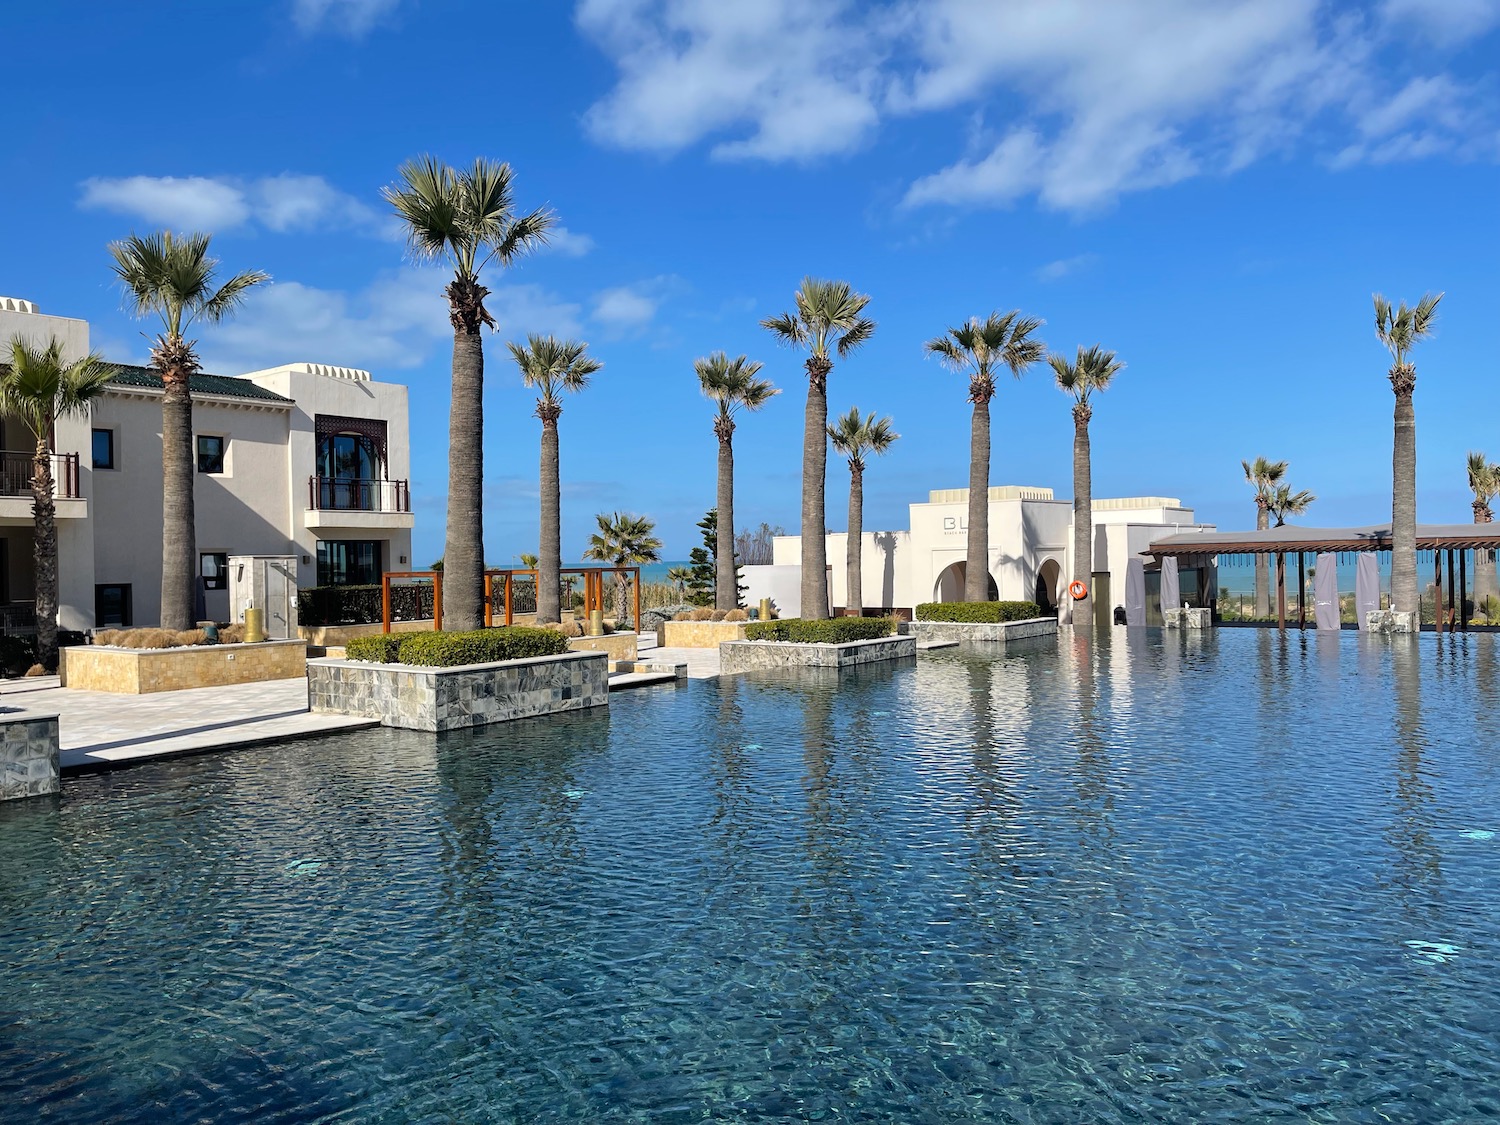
[
  {"left": 308, "top": 476, "right": 410, "bottom": 513},
  {"left": 0, "top": 451, "right": 80, "bottom": 499}
]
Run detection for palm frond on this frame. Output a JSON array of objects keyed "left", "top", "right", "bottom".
[
  {"left": 827, "top": 405, "right": 899, "bottom": 469},
  {"left": 1, "top": 335, "right": 117, "bottom": 443},
  {"left": 760, "top": 310, "right": 807, "bottom": 348}
]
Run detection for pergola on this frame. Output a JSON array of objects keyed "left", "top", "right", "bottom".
[{"left": 1147, "top": 523, "right": 1500, "bottom": 631}]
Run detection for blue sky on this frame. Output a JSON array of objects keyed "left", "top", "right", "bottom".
[{"left": 5, "top": 0, "right": 1499, "bottom": 561}]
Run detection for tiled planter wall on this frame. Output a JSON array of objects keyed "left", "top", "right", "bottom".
[
  {"left": 903, "top": 617, "right": 1058, "bottom": 645},
  {"left": 719, "top": 635, "right": 916, "bottom": 673},
  {"left": 0, "top": 710, "right": 59, "bottom": 801}
]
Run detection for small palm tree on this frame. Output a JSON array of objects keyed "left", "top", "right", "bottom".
[
  {"left": 926, "top": 311, "right": 1046, "bottom": 602},
  {"left": 1375, "top": 291, "right": 1442, "bottom": 617},
  {"left": 762, "top": 278, "right": 875, "bottom": 620},
  {"left": 1267, "top": 484, "right": 1315, "bottom": 619},
  {"left": 667, "top": 565, "right": 693, "bottom": 600},
  {"left": 509, "top": 335, "right": 601, "bottom": 623},
  {"left": 109, "top": 231, "right": 267, "bottom": 630},
  {"left": 1242, "top": 456, "right": 1289, "bottom": 616},
  {"left": 697, "top": 352, "right": 778, "bottom": 611},
  {"left": 1, "top": 337, "right": 117, "bottom": 669},
  {"left": 827, "top": 408, "right": 898, "bottom": 616},
  {"left": 1467, "top": 452, "right": 1499, "bottom": 603},
  {"left": 1049, "top": 345, "right": 1124, "bottom": 630},
  {"left": 384, "top": 156, "right": 553, "bottom": 631},
  {"left": 518, "top": 552, "right": 539, "bottom": 570},
  {"left": 583, "top": 512, "right": 663, "bottom": 624}
]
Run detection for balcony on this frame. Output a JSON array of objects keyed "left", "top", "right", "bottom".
[
  {"left": 0, "top": 452, "right": 86, "bottom": 522},
  {"left": 304, "top": 475, "right": 414, "bottom": 531}
]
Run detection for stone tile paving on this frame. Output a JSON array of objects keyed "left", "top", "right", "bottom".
[
  {"left": 0, "top": 676, "right": 374, "bottom": 774},
  {"left": 635, "top": 639, "right": 722, "bottom": 679}
]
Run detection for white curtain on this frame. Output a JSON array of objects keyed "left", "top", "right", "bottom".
[{"left": 1314, "top": 552, "right": 1340, "bottom": 631}]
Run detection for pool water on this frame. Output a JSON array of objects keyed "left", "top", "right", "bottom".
[{"left": 4, "top": 629, "right": 1500, "bottom": 1123}]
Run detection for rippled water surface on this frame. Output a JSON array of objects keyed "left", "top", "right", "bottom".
[{"left": 5, "top": 628, "right": 1500, "bottom": 1123}]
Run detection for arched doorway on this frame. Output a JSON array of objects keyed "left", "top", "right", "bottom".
[
  {"left": 1035, "top": 559, "right": 1061, "bottom": 614},
  {"left": 934, "top": 560, "right": 998, "bottom": 603}
]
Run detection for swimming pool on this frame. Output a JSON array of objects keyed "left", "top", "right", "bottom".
[{"left": 4, "top": 629, "right": 1499, "bottom": 1122}]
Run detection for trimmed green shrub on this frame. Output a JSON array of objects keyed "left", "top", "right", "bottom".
[
  {"left": 395, "top": 627, "right": 570, "bottom": 668},
  {"left": 744, "top": 617, "right": 895, "bottom": 644},
  {"left": 345, "top": 634, "right": 404, "bottom": 663},
  {"left": 914, "top": 601, "right": 1043, "bottom": 624}
]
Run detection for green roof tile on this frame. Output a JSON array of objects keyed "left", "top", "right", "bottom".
[{"left": 105, "top": 363, "right": 294, "bottom": 404}]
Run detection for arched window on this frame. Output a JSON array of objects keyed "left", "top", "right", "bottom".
[{"left": 314, "top": 415, "right": 387, "bottom": 511}]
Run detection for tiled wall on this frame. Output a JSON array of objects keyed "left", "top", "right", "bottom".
[
  {"left": 61, "top": 641, "right": 308, "bottom": 693},
  {"left": 719, "top": 635, "right": 916, "bottom": 673},
  {"left": 0, "top": 712, "right": 59, "bottom": 801}
]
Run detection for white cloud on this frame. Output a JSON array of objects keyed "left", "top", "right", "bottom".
[
  {"left": 80, "top": 173, "right": 380, "bottom": 235},
  {"left": 195, "top": 269, "right": 582, "bottom": 375},
  {"left": 592, "top": 286, "right": 658, "bottom": 328},
  {"left": 576, "top": 0, "right": 882, "bottom": 161},
  {"left": 540, "top": 225, "right": 596, "bottom": 257},
  {"left": 291, "top": 0, "right": 399, "bottom": 36},
  {"left": 80, "top": 175, "right": 251, "bottom": 230},
  {"left": 1036, "top": 253, "right": 1099, "bottom": 282},
  {"left": 577, "top": 0, "right": 1500, "bottom": 211}
]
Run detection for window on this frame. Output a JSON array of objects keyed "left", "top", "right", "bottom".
[
  {"left": 95, "top": 584, "right": 132, "bottom": 627},
  {"left": 92, "top": 429, "right": 115, "bottom": 469},
  {"left": 197, "top": 435, "right": 225, "bottom": 474},
  {"left": 317, "top": 540, "right": 381, "bottom": 586},
  {"left": 201, "top": 552, "right": 228, "bottom": 591}
]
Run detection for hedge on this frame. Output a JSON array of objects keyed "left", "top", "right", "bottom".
[
  {"left": 744, "top": 617, "right": 895, "bottom": 644},
  {"left": 345, "top": 634, "right": 404, "bottom": 663},
  {"left": 393, "top": 627, "right": 570, "bottom": 667},
  {"left": 914, "top": 601, "right": 1043, "bottom": 624}
]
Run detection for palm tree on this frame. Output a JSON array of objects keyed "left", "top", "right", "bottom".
[
  {"left": 697, "top": 351, "right": 778, "bottom": 611},
  {"left": 1242, "top": 456, "right": 1289, "bottom": 616},
  {"left": 0, "top": 337, "right": 116, "bottom": 669},
  {"left": 1267, "top": 483, "right": 1315, "bottom": 624},
  {"left": 1467, "top": 451, "right": 1499, "bottom": 604},
  {"left": 827, "top": 408, "right": 898, "bottom": 616},
  {"left": 518, "top": 552, "right": 539, "bottom": 569},
  {"left": 667, "top": 564, "right": 693, "bottom": 600},
  {"left": 761, "top": 278, "right": 875, "bottom": 620},
  {"left": 583, "top": 511, "right": 662, "bottom": 624},
  {"left": 384, "top": 156, "right": 553, "bottom": 632},
  {"left": 109, "top": 231, "right": 267, "bottom": 630},
  {"left": 1375, "top": 291, "right": 1443, "bottom": 618},
  {"left": 1049, "top": 345, "right": 1124, "bottom": 631},
  {"left": 509, "top": 335, "right": 600, "bottom": 623},
  {"left": 926, "top": 311, "right": 1046, "bottom": 602}
]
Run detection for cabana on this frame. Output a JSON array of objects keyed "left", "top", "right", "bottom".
[{"left": 1147, "top": 524, "right": 1500, "bottom": 631}]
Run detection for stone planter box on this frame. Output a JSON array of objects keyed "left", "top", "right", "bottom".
[
  {"left": 0, "top": 708, "right": 59, "bottom": 801},
  {"left": 60, "top": 640, "right": 308, "bottom": 694},
  {"left": 719, "top": 634, "right": 916, "bottom": 673},
  {"left": 307, "top": 650, "right": 608, "bottom": 732},
  {"left": 903, "top": 617, "right": 1058, "bottom": 645},
  {"left": 1164, "top": 608, "right": 1212, "bottom": 629},
  {"left": 1366, "top": 609, "right": 1416, "bottom": 634},
  {"left": 568, "top": 632, "right": 638, "bottom": 661},
  {"left": 659, "top": 620, "right": 749, "bottom": 648},
  {"left": 299, "top": 619, "right": 434, "bottom": 647}
]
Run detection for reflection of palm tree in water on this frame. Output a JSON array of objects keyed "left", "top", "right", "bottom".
[
  {"left": 708, "top": 676, "right": 753, "bottom": 882},
  {"left": 1068, "top": 631, "right": 1116, "bottom": 845},
  {"left": 794, "top": 671, "right": 865, "bottom": 951},
  {"left": 1386, "top": 641, "right": 1442, "bottom": 903}
]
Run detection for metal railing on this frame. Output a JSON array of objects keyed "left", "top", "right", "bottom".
[
  {"left": 307, "top": 476, "right": 410, "bottom": 513},
  {"left": 0, "top": 451, "right": 80, "bottom": 499}
]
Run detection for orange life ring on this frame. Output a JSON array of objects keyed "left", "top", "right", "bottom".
[{"left": 1068, "top": 581, "right": 1089, "bottom": 601}]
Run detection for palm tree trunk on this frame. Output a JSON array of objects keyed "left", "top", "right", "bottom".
[
  {"left": 715, "top": 433, "right": 736, "bottom": 611},
  {"left": 31, "top": 439, "right": 58, "bottom": 670},
  {"left": 966, "top": 397, "right": 991, "bottom": 602},
  {"left": 1071, "top": 404, "right": 1093, "bottom": 630},
  {"left": 160, "top": 366, "right": 196, "bottom": 630},
  {"left": 537, "top": 416, "right": 562, "bottom": 623},
  {"left": 847, "top": 464, "right": 864, "bottom": 615},
  {"left": 1254, "top": 504, "right": 1270, "bottom": 617},
  {"left": 1474, "top": 503, "right": 1496, "bottom": 609},
  {"left": 616, "top": 573, "right": 628, "bottom": 623},
  {"left": 1391, "top": 375, "right": 1418, "bottom": 616},
  {"left": 801, "top": 357, "right": 831, "bottom": 620},
  {"left": 444, "top": 324, "right": 485, "bottom": 632}
]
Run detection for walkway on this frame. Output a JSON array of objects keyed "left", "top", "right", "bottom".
[
  {"left": 635, "top": 633, "right": 722, "bottom": 679},
  {"left": 0, "top": 676, "right": 375, "bottom": 775}
]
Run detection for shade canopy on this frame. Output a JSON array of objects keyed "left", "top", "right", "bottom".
[{"left": 1147, "top": 523, "right": 1500, "bottom": 558}]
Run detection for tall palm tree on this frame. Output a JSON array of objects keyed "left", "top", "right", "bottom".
[
  {"left": 926, "top": 311, "right": 1046, "bottom": 602},
  {"left": 583, "top": 511, "right": 662, "bottom": 623},
  {"left": 1242, "top": 456, "right": 1289, "bottom": 616},
  {"left": 0, "top": 337, "right": 116, "bottom": 669},
  {"left": 1467, "top": 451, "right": 1499, "bottom": 604},
  {"left": 109, "top": 231, "right": 267, "bottom": 630},
  {"left": 761, "top": 278, "right": 875, "bottom": 620},
  {"left": 1049, "top": 345, "right": 1124, "bottom": 631},
  {"left": 827, "top": 407, "right": 898, "bottom": 616},
  {"left": 509, "top": 335, "right": 600, "bottom": 623},
  {"left": 1267, "top": 483, "right": 1315, "bottom": 622},
  {"left": 384, "top": 156, "right": 553, "bottom": 631},
  {"left": 1375, "top": 291, "right": 1443, "bottom": 618},
  {"left": 697, "top": 351, "right": 778, "bottom": 611}
]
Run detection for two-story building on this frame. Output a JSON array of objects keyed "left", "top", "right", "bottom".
[{"left": 0, "top": 296, "right": 414, "bottom": 632}]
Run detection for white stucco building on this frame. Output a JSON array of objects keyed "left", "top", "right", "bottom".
[
  {"left": 750, "top": 485, "right": 1217, "bottom": 624},
  {"left": 0, "top": 297, "right": 414, "bottom": 632}
]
